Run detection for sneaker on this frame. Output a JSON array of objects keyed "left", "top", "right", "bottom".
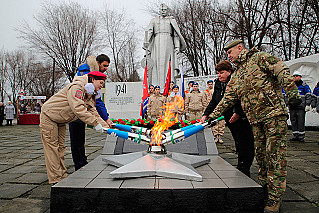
[{"left": 264, "top": 199, "right": 281, "bottom": 213}]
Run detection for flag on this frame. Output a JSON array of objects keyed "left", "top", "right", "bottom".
[
  {"left": 163, "top": 59, "right": 171, "bottom": 96},
  {"left": 180, "top": 62, "right": 185, "bottom": 99},
  {"left": 140, "top": 64, "right": 149, "bottom": 117}
]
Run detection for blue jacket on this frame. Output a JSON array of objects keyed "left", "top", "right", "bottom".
[
  {"left": 311, "top": 87, "right": 319, "bottom": 112},
  {"left": 295, "top": 80, "right": 312, "bottom": 109},
  {"left": 76, "top": 64, "right": 109, "bottom": 120}
]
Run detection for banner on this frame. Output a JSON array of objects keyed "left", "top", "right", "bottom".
[
  {"left": 140, "top": 64, "right": 149, "bottom": 117},
  {"left": 163, "top": 59, "right": 171, "bottom": 96}
]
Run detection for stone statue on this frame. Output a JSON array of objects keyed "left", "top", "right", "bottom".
[{"left": 143, "top": 3, "right": 186, "bottom": 88}]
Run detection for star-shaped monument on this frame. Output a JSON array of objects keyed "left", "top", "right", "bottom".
[{"left": 102, "top": 151, "right": 210, "bottom": 181}]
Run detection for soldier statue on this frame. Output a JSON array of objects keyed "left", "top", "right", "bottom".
[{"left": 143, "top": 3, "right": 186, "bottom": 87}]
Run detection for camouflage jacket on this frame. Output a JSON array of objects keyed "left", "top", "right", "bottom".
[{"left": 209, "top": 47, "right": 300, "bottom": 125}]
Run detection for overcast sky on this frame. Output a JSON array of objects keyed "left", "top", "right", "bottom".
[{"left": 0, "top": 0, "right": 176, "bottom": 51}]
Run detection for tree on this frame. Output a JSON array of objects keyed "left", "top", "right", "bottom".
[
  {"left": 18, "top": 1, "right": 99, "bottom": 82},
  {"left": 99, "top": 7, "right": 140, "bottom": 82}
]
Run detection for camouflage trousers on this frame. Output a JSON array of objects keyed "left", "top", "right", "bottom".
[
  {"left": 212, "top": 120, "right": 225, "bottom": 137},
  {"left": 252, "top": 115, "right": 288, "bottom": 201}
]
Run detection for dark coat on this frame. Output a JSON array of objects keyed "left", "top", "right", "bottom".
[
  {"left": 203, "top": 77, "right": 255, "bottom": 172},
  {"left": 0, "top": 105, "right": 4, "bottom": 120},
  {"left": 203, "top": 78, "right": 246, "bottom": 124}
]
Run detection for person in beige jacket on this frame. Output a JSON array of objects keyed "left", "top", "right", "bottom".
[
  {"left": 204, "top": 80, "right": 214, "bottom": 106},
  {"left": 40, "top": 71, "right": 109, "bottom": 184},
  {"left": 148, "top": 85, "right": 166, "bottom": 119},
  {"left": 185, "top": 82, "right": 207, "bottom": 120},
  {"left": 166, "top": 85, "right": 184, "bottom": 120}
]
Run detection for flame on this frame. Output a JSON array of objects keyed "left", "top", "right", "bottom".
[{"left": 151, "top": 95, "right": 184, "bottom": 146}]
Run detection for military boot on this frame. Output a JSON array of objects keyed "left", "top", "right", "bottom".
[{"left": 264, "top": 199, "right": 281, "bottom": 213}]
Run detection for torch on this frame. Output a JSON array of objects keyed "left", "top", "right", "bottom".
[
  {"left": 112, "top": 123, "right": 152, "bottom": 137},
  {"left": 162, "top": 116, "right": 224, "bottom": 146},
  {"left": 103, "top": 127, "right": 150, "bottom": 145}
]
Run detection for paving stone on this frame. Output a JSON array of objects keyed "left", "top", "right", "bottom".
[
  {"left": 24, "top": 159, "right": 46, "bottom": 166},
  {"left": 299, "top": 155, "right": 319, "bottom": 162},
  {"left": 68, "top": 170, "right": 101, "bottom": 179},
  {"left": 0, "top": 164, "right": 15, "bottom": 172},
  {"left": 85, "top": 178, "right": 123, "bottom": 189},
  {"left": 289, "top": 181, "right": 319, "bottom": 203},
  {"left": 280, "top": 201, "right": 319, "bottom": 213},
  {"left": 29, "top": 185, "right": 51, "bottom": 199},
  {"left": 3, "top": 165, "right": 41, "bottom": 174},
  {"left": 0, "top": 173, "right": 22, "bottom": 184},
  {"left": 192, "top": 178, "right": 228, "bottom": 188},
  {"left": 53, "top": 178, "right": 92, "bottom": 188},
  {"left": 0, "top": 199, "right": 8, "bottom": 208},
  {"left": 286, "top": 167, "right": 317, "bottom": 184},
  {"left": 14, "top": 173, "right": 48, "bottom": 184},
  {"left": 157, "top": 178, "right": 193, "bottom": 189},
  {"left": 121, "top": 178, "right": 156, "bottom": 189},
  {"left": 222, "top": 177, "right": 261, "bottom": 188},
  {"left": 0, "top": 198, "right": 50, "bottom": 213},
  {"left": 282, "top": 187, "right": 305, "bottom": 201},
  {"left": 0, "top": 184, "right": 37, "bottom": 199}
]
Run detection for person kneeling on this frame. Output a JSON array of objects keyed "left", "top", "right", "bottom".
[{"left": 40, "top": 71, "right": 109, "bottom": 184}]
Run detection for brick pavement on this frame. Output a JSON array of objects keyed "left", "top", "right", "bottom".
[{"left": 0, "top": 122, "right": 318, "bottom": 212}]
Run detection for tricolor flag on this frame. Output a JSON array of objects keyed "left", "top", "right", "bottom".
[
  {"left": 163, "top": 58, "right": 171, "bottom": 96},
  {"left": 140, "top": 63, "right": 149, "bottom": 117},
  {"left": 180, "top": 62, "right": 185, "bottom": 99}
]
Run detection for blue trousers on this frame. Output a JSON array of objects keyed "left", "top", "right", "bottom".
[{"left": 69, "top": 121, "right": 87, "bottom": 170}]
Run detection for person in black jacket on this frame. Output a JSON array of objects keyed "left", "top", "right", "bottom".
[
  {"left": 201, "top": 60, "right": 254, "bottom": 176},
  {"left": 0, "top": 102, "right": 4, "bottom": 126}
]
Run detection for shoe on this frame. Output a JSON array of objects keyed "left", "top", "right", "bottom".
[
  {"left": 214, "top": 136, "right": 218, "bottom": 143},
  {"left": 218, "top": 135, "right": 224, "bottom": 144},
  {"left": 264, "top": 199, "right": 281, "bottom": 213},
  {"left": 289, "top": 137, "right": 299, "bottom": 141}
]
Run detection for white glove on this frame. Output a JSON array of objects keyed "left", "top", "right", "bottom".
[
  {"left": 95, "top": 90, "right": 102, "bottom": 100},
  {"left": 170, "top": 92, "right": 175, "bottom": 97},
  {"left": 305, "top": 106, "right": 310, "bottom": 112},
  {"left": 94, "top": 123, "right": 103, "bottom": 133},
  {"left": 313, "top": 108, "right": 317, "bottom": 113},
  {"left": 84, "top": 83, "right": 95, "bottom": 95}
]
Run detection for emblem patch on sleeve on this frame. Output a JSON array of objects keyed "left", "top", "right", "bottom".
[
  {"left": 75, "top": 90, "right": 83, "bottom": 99},
  {"left": 266, "top": 56, "right": 279, "bottom": 65}
]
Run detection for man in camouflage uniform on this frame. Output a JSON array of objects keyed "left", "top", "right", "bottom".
[{"left": 208, "top": 40, "right": 301, "bottom": 213}]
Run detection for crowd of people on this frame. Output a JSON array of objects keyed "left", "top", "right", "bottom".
[
  {"left": 0, "top": 100, "right": 42, "bottom": 126},
  {"left": 0, "top": 39, "right": 314, "bottom": 213}
]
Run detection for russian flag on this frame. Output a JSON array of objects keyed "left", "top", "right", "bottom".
[{"left": 140, "top": 64, "right": 149, "bottom": 117}]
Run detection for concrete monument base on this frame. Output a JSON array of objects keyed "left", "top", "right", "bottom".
[{"left": 51, "top": 129, "right": 263, "bottom": 212}]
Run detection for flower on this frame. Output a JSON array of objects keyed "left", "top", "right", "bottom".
[{"left": 191, "top": 120, "right": 197, "bottom": 124}]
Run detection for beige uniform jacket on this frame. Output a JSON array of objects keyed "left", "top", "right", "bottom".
[
  {"left": 185, "top": 91, "right": 207, "bottom": 112},
  {"left": 166, "top": 95, "right": 184, "bottom": 114},
  {"left": 41, "top": 75, "right": 107, "bottom": 127},
  {"left": 148, "top": 94, "right": 166, "bottom": 117},
  {"left": 204, "top": 88, "right": 214, "bottom": 107}
]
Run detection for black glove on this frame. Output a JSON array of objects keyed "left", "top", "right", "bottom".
[{"left": 288, "top": 98, "right": 302, "bottom": 109}]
